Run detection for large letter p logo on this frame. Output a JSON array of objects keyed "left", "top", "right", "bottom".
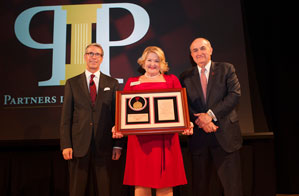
[
  {"left": 97, "top": 3, "right": 150, "bottom": 83},
  {"left": 15, "top": 3, "right": 150, "bottom": 86},
  {"left": 15, "top": 6, "right": 67, "bottom": 86}
]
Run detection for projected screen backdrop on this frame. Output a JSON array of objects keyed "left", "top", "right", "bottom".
[{"left": 0, "top": 0, "right": 255, "bottom": 140}]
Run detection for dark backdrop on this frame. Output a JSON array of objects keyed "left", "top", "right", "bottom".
[
  {"left": 241, "top": 0, "right": 299, "bottom": 193},
  {"left": 0, "top": 0, "right": 256, "bottom": 140}
]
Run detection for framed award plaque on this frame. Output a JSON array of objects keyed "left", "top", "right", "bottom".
[{"left": 115, "top": 88, "right": 190, "bottom": 135}]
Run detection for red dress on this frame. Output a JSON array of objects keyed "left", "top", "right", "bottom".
[{"left": 123, "top": 74, "right": 187, "bottom": 188}]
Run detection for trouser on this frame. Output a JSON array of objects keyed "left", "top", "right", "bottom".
[
  {"left": 68, "top": 142, "right": 110, "bottom": 196},
  {"left": 192, "top": 134, "right": 243, "bottom": 196}
]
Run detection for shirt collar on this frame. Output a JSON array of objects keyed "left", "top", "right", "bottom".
[
  {"left": 197, "top": 60, "right": 211, "bottom": 73},
  {"left": 85, "top": 69, "right": 100, "bottom": 79}
]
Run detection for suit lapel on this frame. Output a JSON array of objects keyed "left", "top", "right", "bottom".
[
  {"left": 190, "top": 66, "right": 206, "bottom": 104},
  {"left": 206, "top": 62, "right": 216, "bottom": 104},
  {"left": 94, "top": 72, "right": 106, "bottom": 109},
  {"left": 79, "top": 73, "right": 93, "bottom": 106}
]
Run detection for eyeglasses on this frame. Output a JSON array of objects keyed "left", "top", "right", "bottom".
[{"left": 85, "top": 52, "right": 103, "bottom": 57}]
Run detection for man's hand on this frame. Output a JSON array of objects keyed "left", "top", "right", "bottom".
[
  {"left": 194, "top": 113, "right": 212, "bottom": 128},
  {"left": 112, "top": 148, "right": 122, "bottom": 160},
  {"left": 62, "top": 148, "right": 73, "bottom": 160},
  {"left": 202, "top": 122, "right": 218, "bottom": 133}
]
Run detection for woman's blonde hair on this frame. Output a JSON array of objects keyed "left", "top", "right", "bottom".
[{"left": 137, "top": 46, "right": 169, "bottom": 73}]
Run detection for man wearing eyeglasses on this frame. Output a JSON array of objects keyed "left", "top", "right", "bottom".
[{"left": 60, "top": 43, "right": 124, "bottom": 196}]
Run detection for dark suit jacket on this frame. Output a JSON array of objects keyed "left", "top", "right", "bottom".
[
  {"left": 180, "top": 62, "right": 242, "bottom": 153},
  {"left": 60, "top": 72, "right": 122, "bottom": 157}
]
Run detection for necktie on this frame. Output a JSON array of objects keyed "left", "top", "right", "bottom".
[
  {"left": 89, "top": 74, "right": 97, "bottom": 105},
  {"left": 200, "top": 67, "right": 207, "bottom": 102}
]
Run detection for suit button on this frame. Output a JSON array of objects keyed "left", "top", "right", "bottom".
[{"left": 90, "top": 123, "right": 93, "bottom": 126}]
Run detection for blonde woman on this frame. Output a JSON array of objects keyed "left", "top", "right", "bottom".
[{"left": 113, "top": 46, "right": 193, "bottom": 196}]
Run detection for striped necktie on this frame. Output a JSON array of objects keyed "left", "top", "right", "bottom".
[{"left": 89, "top": 74, "right": 97, "bottom": 105}]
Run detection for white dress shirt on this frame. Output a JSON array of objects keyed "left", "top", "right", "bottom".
[{"left": 85, "top": 70, "right": 100, "bottom": 93}]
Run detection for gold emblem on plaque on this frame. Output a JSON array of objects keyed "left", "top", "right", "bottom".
[
  {"left": 129, "top": 96, "right": 147, "bottom": 111},
  {"left": 133, "top": 99, "right": 142, "bottom": 109}
]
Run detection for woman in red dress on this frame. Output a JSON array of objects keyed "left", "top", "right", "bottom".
[{"left": 113, "top": 46, "right": 193, "bottom": 196}]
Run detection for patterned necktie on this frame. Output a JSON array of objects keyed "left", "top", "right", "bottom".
[
  {"left": 200, "top": 67, "right": 207, "bottom": 102},
  {"left": 89, "top": 74, "right": 97, "bottom": 105}
]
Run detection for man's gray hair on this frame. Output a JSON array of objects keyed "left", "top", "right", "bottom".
[{"left": 85, "top": 43, "right": 104, "bottom": 56}]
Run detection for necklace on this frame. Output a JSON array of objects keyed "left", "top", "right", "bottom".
[{"left": 144, "top": 72, "right": 161, "bottom": 79}]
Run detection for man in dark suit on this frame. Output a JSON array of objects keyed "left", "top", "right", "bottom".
[
  {"left": 180, "top": 38, "right": 243, "bottom": 196},
  {"left": 60, "top": 43, "right": 123, "bottom": 196}
]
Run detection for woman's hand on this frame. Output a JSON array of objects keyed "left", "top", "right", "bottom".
[
  {"left": 182, "top": 122, "right": 194, "bottom": 135},
  {"left": 112, "top": 126, "right": 124, "bottom": 138}
]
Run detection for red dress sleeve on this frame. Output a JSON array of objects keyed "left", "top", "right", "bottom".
[{"left": 165, "top": 74, "right": 182, "bottom": 88}]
